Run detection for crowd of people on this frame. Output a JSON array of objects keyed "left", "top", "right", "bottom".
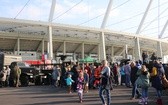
[
  {"left": 51, "top": 52, "right": 168, "bottom": 105},
  {"left": 0, "top": 51, "right": 168, "bottom": 105},
  {"left": 0, "top": 64, "right": 21, "bottom": 88}
]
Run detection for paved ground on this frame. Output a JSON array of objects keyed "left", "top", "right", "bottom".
[{"left": 0, "top": 85, "right": 168, "bottom": 105}]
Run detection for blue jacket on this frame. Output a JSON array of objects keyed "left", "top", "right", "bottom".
[{"left": 65, "top": 77, "right": 74, "bottom": 86}]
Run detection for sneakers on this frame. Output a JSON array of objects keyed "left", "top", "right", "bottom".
[
  {"left": 138, "top": 98, "right": 148, "bottom": 105},
  {"left": 144, "top": 97, "right": 148, "bottom": 105},
  {"left": 130, "top": 97, "right": 135, "bottom": 100},
  {"left": 138, "top": 98, "right": 144, "bottom": 105}
]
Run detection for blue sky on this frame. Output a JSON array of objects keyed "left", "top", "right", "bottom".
[{"left": 0, "top": 0, "right": 168, "bottom": 38}]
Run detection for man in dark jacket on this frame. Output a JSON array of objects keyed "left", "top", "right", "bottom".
[
  {"left": 130, "top": 61, "right": 141, "bottom": 100},
  {"left": 99, "top": 60, "right": 111, "bottom": 105},
  {"left": 151, "top": 60, "right": 165, "bottom": 105}
]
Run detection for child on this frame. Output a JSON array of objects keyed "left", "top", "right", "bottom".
[
  {"left": 84, "top": 69, "right": 89, "bottom": 93},
  {"left": 65, "top": 74, "right": 74, "bottom": 93},
  {"left": 137, "top": 65, "right": 150, "bottom": 105},
  {"left": 77, "top": 72, "right": 84, "bottom": 103}
]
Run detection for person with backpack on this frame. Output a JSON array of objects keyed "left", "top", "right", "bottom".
[
  {"left": 151, "top": 60, "right": 165, "bottom": 105},
  {"left": 99, "top": 60, "right": 111, "bottom": 105}
]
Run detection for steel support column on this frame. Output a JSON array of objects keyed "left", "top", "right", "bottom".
[
  {"left": 135, "top": 37, "right": 141, "bottom": 61},
  {"left": 63, "top": 41, "right": 66, "bottom": 55},
  {"left": 17, "top": 38, "right": 20, "bottom": 55},
  {"left": 98, "top": 44, "right": 100, "bottom": 61},
  {"left": 48, "top": 26, "right": 53, "bottom": 59},
  {"left": 157, "top": 41, "right": 163, "bottom": 59},
  {"left": 100, "top": 31, "right": 106, "bottom": 61},
  {"left": 125, "top": 44, "right": 128, "bottom": 59},
  {"left": 48, "top": 0, "right": 56, "bottom": 60},
  {"left": 82, "top": 42, "right": 84, "bottom": 59},
  {"left": 159, "top": 20, "right": 168, "bottom": 39},
  {"left": 135, "top": 0, "right": 153, "bottom": 61},
  {"left": 100, "top": 0, "right": 113, "bottom": 61},
  {"left": 42, "top": 39, "right": 44, "bottom": 54}
]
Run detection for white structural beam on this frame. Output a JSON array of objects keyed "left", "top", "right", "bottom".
[
  {"left": 136, "top": 0, "right": 153, "bottom": 34},
  {"left": 48, "top": 0, "right": 56, "bottom": 60},
  {"left": 159, "top": 20, "right": 168, "bottom": 39},
  {"left": 82, "top": 42, "right": 84, "bottom": 59},
  {"left": 17, "top": 38, "right": 20, "bottom": 55},
  {"left": 48, "top": 26, "right": 53, "bottom": 59},
  {"left": 42, "top": 39, "right": 44, "bottom": 54},
  {"left": 100, "top": 0, "right": 113, "bottom": 61},
  {"left": 111, "top": 45, "right": 114, "bottom": 62},
  {"left": 48, "top": 0, "right": 56, "bottom": 22},
  {"left": 118, "top": 48, "right": 125, "bottom": 56},
  {"left": 135, "top": 0, "right": 153, "bottom": 61},
  {"left": 36, "top": 41, "right": 42, "bottom": 52},
  {"left": 98, "top": 44, "right": 100, "bottom": 61},
  {"left": 101, "top": 0, "right": 113, "bottom": 29},
  {"left": 125, "top": 44, "right": 128, "bottom": 59},
  {"left": 63, "top": 41, "right": 66, "bottom": 55},
  {"left": 157, "top": 20, "right": 168, "bottom": 59},
  {"left": 135, "top": 37, "right": 141, "bottom": 61},
  {"left": 100, "top": 32, "right": 106, "bottom": 61},
  {"left": 157, "top": 41, "right": 162, "bottom": 58}
]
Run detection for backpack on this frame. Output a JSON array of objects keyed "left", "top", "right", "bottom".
[
  {"left": 101, "top": 67, "right": 113, "bottom": 90},
  {"left": 150, "top": 67, "right": 157, "bottom": 77}
]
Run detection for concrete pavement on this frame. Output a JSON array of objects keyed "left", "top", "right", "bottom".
[{"left": 0, "top": 85, "right": 168, "bottom": 105}]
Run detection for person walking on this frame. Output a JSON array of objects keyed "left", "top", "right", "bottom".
[
  {"left": 151, "top": 60, "right": 165, "bottom": 105},
  {"left": 99, "top": 60, "right": 111, "bottom": 105},
  {"left": 65, "top": 74, "right": 74, "bottom": 93},
  {"left": 84, "top": 69, "right": 89, "bottom": 93},
  {"left": 120, "top": 63, "right": 126, "bottom": 85},
  {"left": 136, "top": 65, "right": 150, "bottom": 105},
  {"left": 51, "top": 65, "right": 60, "bottom": 87},
  {"left": 124, "top": 61, "right": 131, "bottom": 88},
  {"left": 130, "top": 61, "right": 141, "bottom": 100},
  {"left": 77, "top": 72, "right": 85, "bottom": 103},
  {"left": 13, "top": 65, "right": 21, "bottom": 87}
]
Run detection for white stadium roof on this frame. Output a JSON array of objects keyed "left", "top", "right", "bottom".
[
  {"left": 0, "top": 17, "right": 168, "bottom": 55},
  {"left": 0, "top": 0, "right": 168, "bottom": 61}
]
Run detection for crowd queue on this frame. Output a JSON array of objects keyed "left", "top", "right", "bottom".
[
  {"left": 50, "top": 52, "right": 168, "bottom": 105},
  {"left": 0, "top": 52, "right": 168, "bottom": 105}
]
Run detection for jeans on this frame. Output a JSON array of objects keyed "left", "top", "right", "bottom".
[
  {"left": 156, "top": 89, "right": 162, "bottom": 98},
  {"left": 99, "top": 86, "right": 111, "bottom": 105},
  {"left": 142, "top": 87, "right": 148, "bottom": 98},
  {"left": 132, "top": 83, "right": 141, "bottom": 98},
  {"left": 78, "top": 89, "right": 83, "bottom": 101},
  {"left": 125, "top": 74, "right": 130, "bottom": 87}
]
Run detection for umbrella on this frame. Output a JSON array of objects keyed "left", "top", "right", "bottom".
[{"left": 79, "top": 56, "right": 95, "bottom": 63}]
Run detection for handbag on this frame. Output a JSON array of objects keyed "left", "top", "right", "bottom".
[
  {"left": 136, "top": 75, "right": 150, "bottom": 88},
  {"left": 135, "top": 76, "right": 143, "bottom": 87}
]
